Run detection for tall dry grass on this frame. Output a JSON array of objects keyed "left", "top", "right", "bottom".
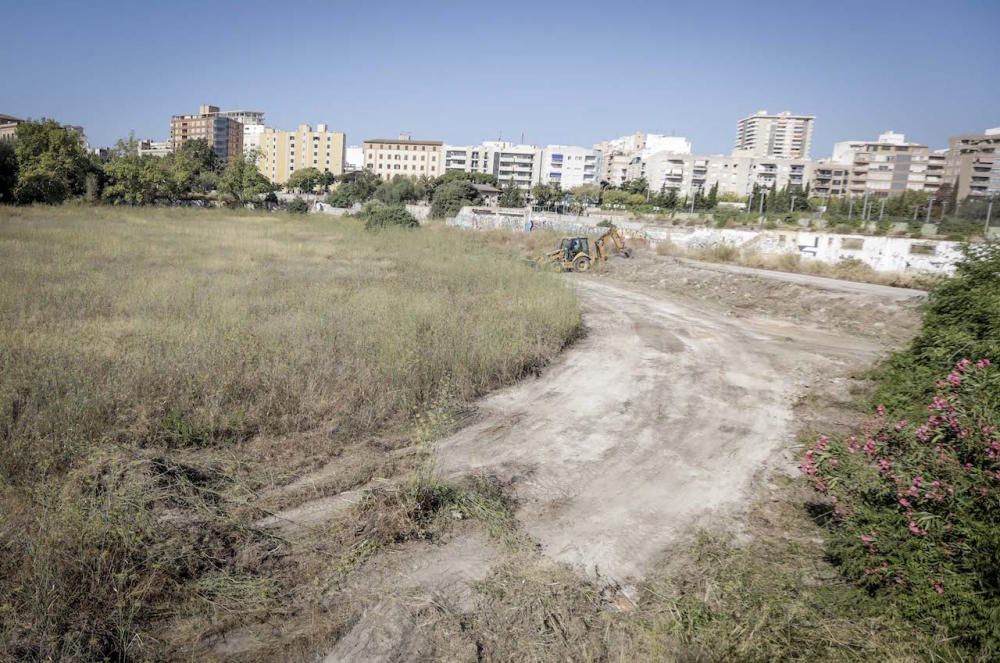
[
  {"left": 656, "top": 239, "right": 923, "bottom": 288},
  {"left": 0, "top": 205, "right": 579, "bottom": 660}
]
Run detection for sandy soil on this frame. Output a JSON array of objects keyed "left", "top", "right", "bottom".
[{"left": 252, "top": 257, "right": 923, "bottom": 661}]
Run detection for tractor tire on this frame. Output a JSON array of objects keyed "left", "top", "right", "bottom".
[{"left": 572, "top": 255, "right": 592, "bottom": 272}]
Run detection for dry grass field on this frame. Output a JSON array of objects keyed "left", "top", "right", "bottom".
[{"left": 0, "top": 205, "right": 579, "bottom": 660}]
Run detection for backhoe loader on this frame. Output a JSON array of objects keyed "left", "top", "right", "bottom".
[{"left": 540, "top": 224, "right": 632, "bottom": 272}]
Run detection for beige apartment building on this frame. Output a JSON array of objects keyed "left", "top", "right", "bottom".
[
  {"left": 257, "top": 124, "right": 346, "bottom": 185},
  {"left": 640, "top": 151, "right": 811, "bottom": 199},
  {"left": 169, "top": 105, "right": 243, "bottom": 161},
  {"left": 944, "top": 128, "right": 1000, "bottom": 199},
  {"left": 820, "top": 132, "right": 944, "bottom": 198},
  {"left": 734, "top": 110, "right": 815, "bottom": 159},
  {"left": 363, "top": 134, "right": 443, "bottom": 180},
  {"left": 0, "top": 114, "right": 21, "bottom": 142}
]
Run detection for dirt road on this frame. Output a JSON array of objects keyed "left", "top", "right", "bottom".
[
  {"left": 265, "top": 262, "right": 920, "bottom": 661},
  {"left": 435, "top": 277, "right": 880, "bottom": 581}
]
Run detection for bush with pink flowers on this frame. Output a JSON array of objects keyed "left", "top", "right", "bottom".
[{"left": 804, "top": 357, "right": 1000, "bottom": 652}]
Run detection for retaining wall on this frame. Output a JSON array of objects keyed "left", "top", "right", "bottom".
[{"left": 449, "top": 206, "right": 964, "bottom": 275}]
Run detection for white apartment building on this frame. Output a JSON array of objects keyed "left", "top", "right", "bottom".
[
  {"left": 734, "top": 110, "right": 814, "bottom": 159},
  {"left": 593, "top": 132, "right": 692, "bottom": 185},
  {"left": 218, "top": 109, "right": 265, "bottom": 155},
  {"left": 539, "top": 145, "right": 600, "bottom": 189},
  {"left": 444, "top": 141, "right": 542, "bottom": 189},
  {"left": 641, "top": 152, "right": 812, "bottom": 199},
  {"left": 137, "top": 139, "right": 172, "bottom": 158},
  {"left": 345, "top": 145, "right": 363, "bottom": 172}
]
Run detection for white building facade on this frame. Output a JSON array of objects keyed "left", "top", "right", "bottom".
[
  {"left": 539, "top": 145, "right": 600, "bottom": 189},
  {"left": 593, "top": 132, "right": 692, "bottom": 186}
]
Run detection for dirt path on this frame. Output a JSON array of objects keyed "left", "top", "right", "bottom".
[
  {"left": 275, "top": 266, "right": 915, "bottom": 661},
  {"left": 435, "top": 277, "right": 880, "bottom": 581}
]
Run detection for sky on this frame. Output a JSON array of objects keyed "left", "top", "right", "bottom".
[{"left": 1, "top": 0, "right": 998, "bottom": 156}]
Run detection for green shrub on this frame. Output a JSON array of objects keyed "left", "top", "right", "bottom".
[
  {"left": 803, "top": 358, "right": 1000, "bottom": 654},
  {"left": 804, "top": 242, "right": 1000, "bottom": 655},
  {"left": 285, "top": 197, "right": 309, "bottom": 214},
  {"left": 872, "top": 242, "right": 1000, "bottom": 418},
  {"left": 361, "top": 203, "right": 419, "bottom": 232}
]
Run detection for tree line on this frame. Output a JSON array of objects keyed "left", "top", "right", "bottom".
[{"left": 0, "top": 120, "right": 276, "bottom": 206}]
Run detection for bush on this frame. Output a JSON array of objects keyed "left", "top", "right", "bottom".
[
  {"left": 802, "top": 358, "right": 1000, "bottom": 653},
  {"left": 285, "top": 197, "right": 309, "bottom": 214},
  {"left": 803, "top": 242, "right": 1000, "bottom": 655},
  {"left": 872, "top": 242, "right": 1000, "bottom": 418},
  {"left": 361, "top": 203, "right": 419, "bottom": 232}
]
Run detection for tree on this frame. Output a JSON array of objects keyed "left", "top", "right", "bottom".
[
  {"left": 361, "top": 202, "right": 419, "bottom": 231},
  {"left": 286, "top": 167, "right": 324, "bottom": 193},
  {"left": 570, "top": 184, "right": 601, "bottom": 207},
  {"left": 430, "top": 180, "right": 481, "bottom": 218},
  {"left": 175, "top": 138, "right": 220, "bottom": 174},
  {"left": 531, "top": 183, "right": 562, "bottom": 210},
  {"left": 0, "top": 142, "right": 16, "bottom": 204},
  {"left": 705, "top": 182, "right": 719, "bottom": 209},
  {"left": 219, "top": 155, "right": 274, "bottom": 204},
  {"left": 102, "top": 154, "right": 165, "bottom": 205},
  {"left": 374, "top": 175, "right": 421, "bottom": 205},
  {"left": 622, "top": 177, "right": 649, "bottom": 196},
  {"left": 499, "top": 178, "right": 525, "bottom": 207},
  {"left": 13, "top": 120, "right": 94, "bottom": 204}
]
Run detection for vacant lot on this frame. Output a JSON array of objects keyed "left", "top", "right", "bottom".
[{"left": 0, "top": 206, "right": 579, "bottom": 660}]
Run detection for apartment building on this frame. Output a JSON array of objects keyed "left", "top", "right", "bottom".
[
  {"left": 0, "top": 113, "right": 21, "bottom": 142},
  {"left": 734, "top": 110, "right": 814, "bottom": 159},
  {"left": 821, "top": 131, "right": 943, "bottom": 198},
  {"left": 258, "top": 124, "right": 346, "bottom": 185},
  {"left": 539, "top": 145, "right": 600, "bottom": 189},
  {"left": 169, "top": 105, "right": 243, "bottom": 161},
  {"left": 443, "top": 141, "right": 542, "bottom": 189},
  {"left": 137, "top": 139, "right": 172, "bottom": 158},
  {"left": 363, "top": 134, "right": 444, "bottom": 180},
  {"left": 641, "top": 152, "right": 812, "bottom": 199},
  {"left": 345, "top": 145, "right": 364, "bottom": 172},
  {"left": 216, "top": 109, "right": 265, "bottom": 155},
  {"left": 593, "top": 132, "right": 692, "bottom": 186},
  {"left": 944, "top": 128, "right": 1000, "bottom": 199}
]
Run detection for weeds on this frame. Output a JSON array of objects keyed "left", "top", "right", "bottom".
[{"left": 0, "top": 206, "right": 579, "bottom": 660}]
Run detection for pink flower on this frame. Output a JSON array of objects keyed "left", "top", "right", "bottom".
[
  {"left": 908, "top": 521, "right": 926, "bottom": 536},
  {"left": 899, "top": 497, "right": 911, "bottom": 507},
  {"left": 976, "top": 358, "right": 991, "bottom": 369},
  {"left": 894, "top": 419, "right": 910, "bottom": 431}
]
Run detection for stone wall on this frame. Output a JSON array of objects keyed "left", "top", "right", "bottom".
[{"left": 449, "top": 206, "right": 964, "bottom": 275}]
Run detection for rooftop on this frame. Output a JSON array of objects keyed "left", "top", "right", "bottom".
[{"left": 365, "top": 138, "right": 443, "bottom": 146}]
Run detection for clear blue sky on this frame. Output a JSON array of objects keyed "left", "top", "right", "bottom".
[{"left": 1, "top": 0, "right": 998, "bottom": 156}]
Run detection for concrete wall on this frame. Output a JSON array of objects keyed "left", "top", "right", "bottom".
[{"left": 449, "top": 206, "right": 964, "bottom": 275}]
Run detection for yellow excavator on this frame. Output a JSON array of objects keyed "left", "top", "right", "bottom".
[{"left": 540, "top": 224, "right": 633, "bottom": 272}]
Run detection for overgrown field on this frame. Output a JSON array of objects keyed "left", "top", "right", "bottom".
[{"left": 0, "top": 205, "right": 579, "bottom": 660}]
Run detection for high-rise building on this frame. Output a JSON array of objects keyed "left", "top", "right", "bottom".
[
  {"left": 257, "top": 124, "right": 346, "bottom": 185},
  {"left": 363, "top": 134, "right": 444, "bottom": 181},
  {"left": 169, "top": 105, "right": 243, "bottom": 161},
  {"left": 944, "top": 128, "right": 1000, "bottom": 199},
  {"left": 215, "top": 110, "right": 265, "bottom": 155},
  {"left": 734, "top": 110, "right": 814, "bottom": 159}
]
